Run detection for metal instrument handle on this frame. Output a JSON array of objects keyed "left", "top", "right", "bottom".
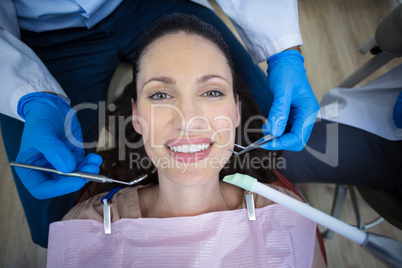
[{"left": 9, "top": 162, "right": 112, "bottom": 183}]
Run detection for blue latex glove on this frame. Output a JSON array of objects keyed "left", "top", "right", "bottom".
[
  {"left": 393, "top": 91, "right": 402, "bottom": 128},
  {"left": 261, "top": 50, "right": 319, "bottom": 151},
  {"left": 15, "top": 92, "right": 102, "bottom": 199}
]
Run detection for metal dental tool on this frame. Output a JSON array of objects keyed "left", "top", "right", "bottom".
[
  {"left": 229, "top": 134, "right": 275, "bottom": 155},
  {"left": 10, "top": 162, "right": 147, "bottom": 186}
]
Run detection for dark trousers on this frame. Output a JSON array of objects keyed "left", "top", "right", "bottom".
[
  {"left": 281, "top": 119, "right": 402, "bottom": 194},
  {"left": 0, "top": 0, "right": 271, "bottom": 247}
]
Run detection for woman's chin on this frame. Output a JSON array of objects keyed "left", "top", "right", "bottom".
[{"left": 158, "top": 164, "right": 222, "bottom": 187}]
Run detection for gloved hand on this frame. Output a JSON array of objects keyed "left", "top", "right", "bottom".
[
  {"left": 393, "top": 91, "right": 402, "bottom": 128},
  {"left": 15, "top": 92, "right": 102, "bottom": 199},
  {"left": 261, "top": 50, "right": 319, "bottom": 151}
]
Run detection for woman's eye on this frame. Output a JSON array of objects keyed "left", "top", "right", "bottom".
[
  {"left": 203, "top": 90, "right": 223, "bottom": 98},
  {"left": 149, "top": 92, "right": 171, "bottom": 100}
]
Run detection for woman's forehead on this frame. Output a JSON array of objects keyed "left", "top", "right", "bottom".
[
  {"left": 145, "top": 33, "right": 225, "bottom": 62},
  {"left": 138, "top": 33, "right": 232, "bottom": 85},
  {"left": 146, "top": 32, "right": 220, "bottom": 53}
]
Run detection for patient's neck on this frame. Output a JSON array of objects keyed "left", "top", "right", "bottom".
[{"left": 141, "top": 174, "right": 242, "bottom": 218}]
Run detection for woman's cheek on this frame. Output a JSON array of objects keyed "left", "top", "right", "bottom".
[
  {"left": 210, "top": 111, "right": 237, "bottom": 149},
  {"left": 140, "top": 108, "right": 169, "bottom": 143}
]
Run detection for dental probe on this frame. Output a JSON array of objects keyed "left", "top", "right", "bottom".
[{"left": 10, "top": 162, "right": 147, "bottom": 186}]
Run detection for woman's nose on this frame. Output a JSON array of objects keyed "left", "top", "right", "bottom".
[{"left": 173, "top": 99, "right": 210, "bottom": 132}]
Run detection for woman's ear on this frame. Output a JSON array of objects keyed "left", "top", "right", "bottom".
[
  {"left": 132, "top": 98, "right": 143, "bottom": 134},
  {"left": 235, "top": 94, "right": 240, "bottom": 128}
]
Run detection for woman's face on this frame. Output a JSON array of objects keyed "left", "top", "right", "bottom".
[{"left": 132, "top": 33, "right": 240, "bottom": 187}]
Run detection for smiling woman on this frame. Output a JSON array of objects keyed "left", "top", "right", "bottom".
[
  {"left": 46, "top": 14, "right": 326, "bottom": 267},
  {"left": 133, "top": 32, "right": 239, "bottom": 192}
]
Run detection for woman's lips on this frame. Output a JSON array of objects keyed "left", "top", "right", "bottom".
[
  {"left": 165, "top": 137, "right": 212, "bottom": 147},
  {"left": 165, "top": 137, "right": 214, "bottom": 163}
]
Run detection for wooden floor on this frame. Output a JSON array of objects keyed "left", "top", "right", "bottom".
[{"left": 1, "top": 0, "right": 401, "bottom": 267}]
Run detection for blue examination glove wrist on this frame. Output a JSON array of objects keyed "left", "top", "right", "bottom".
[
  {"left": 15, "top": 92, "right": 102, "bottom": 199},
  {"left": 262, "top": 50, "right": 319, "bottom": 151},
  {"left": 17, "top": 92, "right": 71, "bottom": 120},
  {"left": 267, "top": 49, "right": 305, "bottom": 69}
]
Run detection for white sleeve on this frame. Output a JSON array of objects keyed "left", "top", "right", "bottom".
[
  {"left": 0, "top": 0, "right": 69, "bottom": 121},
  {"left": 215, "top": 0, "right": 303, "bottom": 63}
]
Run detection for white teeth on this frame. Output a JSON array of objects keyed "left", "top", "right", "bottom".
[
  {"left": 182, "top": 145, "right": 189, "bottom": 153},
  {"left": 169, "top": 143, "right": 211, "bottom": 153}
]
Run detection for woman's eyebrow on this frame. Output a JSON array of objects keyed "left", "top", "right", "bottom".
[
  {"left": 142, "top": 74, "right": 228, "bottom": 90},
  {"left": 142, "top": 76, "right": 176, "bottom": 89},
  {"left": 196, "top": 74, "right": 229, "bottom": 84}
]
